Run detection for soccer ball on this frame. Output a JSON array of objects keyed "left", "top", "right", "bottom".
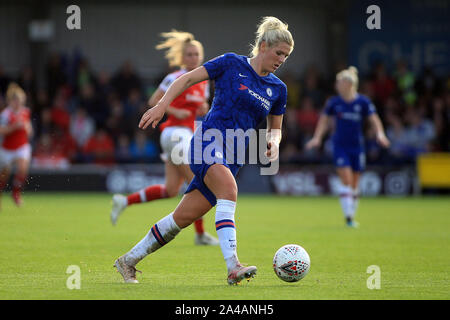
[{"left": 273, "top": 244, "right": 310, "bottom": 282}]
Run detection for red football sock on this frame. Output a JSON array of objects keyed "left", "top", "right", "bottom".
[
  {"left": 127, "top": 185, "right": 168, "bottom": 205},
  {"left": 193, "top": 218, "right": 205, "bottom": 235},
  {"left": 12, "top": 174, "right": 26, "bottom": 193}
]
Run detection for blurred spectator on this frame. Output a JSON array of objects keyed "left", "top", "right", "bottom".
[
  {"left": 76, "top": 58, "right": 97, "bottom": 93},
  {"left": 359, "top": 79, "right": 376, "bottom": 101},
  {"left": 123, "top": 87, "right": 144, "bottom": 119},
  {"left": 37, "top": 108, "right": 53, "bottom": 137},
  {"left": 111, "top": 61, "right": 142, "bottom": 100},
  {"left": 281, "top": 71, "right": 301, "bottom": 109},
  {"left": 97, "top": 70, "right": 113, "bottom": 100},
  {"left": 70, "top": 107, "right": 95, "bottom": 148},
  {"left": 403, "top": 106, "right": 435, "bottom": 155},
  {"left": 77, "top": 83, "right": 109, "bottom": 126},
  {"left": 33, "top": 89, "right": 50, "bottom": 119},
  {"left": 129, "top": 131, "right": 159, "bottom": 163},
  {"left": 32, "top": 133, "right": 71, "bottom": 169},
  {"left": 51, "top": 91, "right": 71, "bottom": 132},
  {"left": 416, "top": 66, "right": 441, "bottom": 100},
  {"left": 82, "top": 127, "right": 115, "bottom": 165},
  {"left": 52, "top": 127, "right": 78, "bottom": 162},
  {"left": 279, "top": 109, "right": 302, "bottom": 163},
  {"left": 105, "top": 95, "right": 132, "bottom": 140},
  {"left": 301, "top": 65, "right": 324, "bottom": 108},
  {"left": 394, "top": 59, "right": 417, "bottom": 106},
  {"left": 46, "top": 53, "right": 67, "bottom": 101},
  {"left": 115, "top": 134, "right": 132, "bottom": 163},
  {"left": 296, "top": 97, "right": 319, "bottom": 138},
  {"left": 372, "top": 62, "right": 395, "bottom": 107}
]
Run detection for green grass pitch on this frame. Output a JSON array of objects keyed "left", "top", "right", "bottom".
[{"left": 0, "top": 193, "right": 448, "bottom": 300}]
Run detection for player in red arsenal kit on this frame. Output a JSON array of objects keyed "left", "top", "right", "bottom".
[
  {"left": 110, "top": 31, "right": 219, "bottom": 246},
  {"left": 0, "top": 83, "right": 33, "bottom": 209}
]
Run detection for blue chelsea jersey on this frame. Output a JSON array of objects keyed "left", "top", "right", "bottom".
[
  {"left": 324, "top": 94, "right": 376, "bottom": 149},
  {"left": 202, "top": 52, "right": 287, "bottom": 133}
]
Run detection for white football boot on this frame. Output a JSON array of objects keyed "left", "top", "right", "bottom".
[
  {"left": 110, "top": 194, "right": 127, "bottom": 226},
  {"left": 227, "top": 264, "right": 257, "bottom": 285},
  {"left": 114, "top": 256, "right": 141, "bottom": 283}
]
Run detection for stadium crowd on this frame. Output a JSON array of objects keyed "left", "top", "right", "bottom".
[{"left": 0, "top": 52, "right": 448, "bottom": 168}]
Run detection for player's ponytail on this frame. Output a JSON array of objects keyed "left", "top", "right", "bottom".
[
  {"left": 251, "top": 16, "right": 294, "bottom": 57},
  {"left": 336, "top": 66, "right": 359, "bottom": 90},
  {"left": 6, "top": 82, "right": 26, "bottom": 104},
  {"left": 156, "top": 30, "right": 204, "bottom": 68}
]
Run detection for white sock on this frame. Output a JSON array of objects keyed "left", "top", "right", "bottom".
[
  {"left": 338, "top": 185, "right": 354, "bottom": 219},
  {"left": 215, "top": 199, "right": 239, "bottom": 271},
  {"left": 124, "top": 212, "right": 180, "bottom": 266},
  {"left": 352, "top": 188, "right": 360, "bottom": 214}
]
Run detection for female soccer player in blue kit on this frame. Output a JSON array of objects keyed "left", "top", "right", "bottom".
[
  {"left": 114, "top": 17, "right": 294, "bottom": 284},
  {"left": 306, "top": 66, "right": 390, "bottom": 227}
]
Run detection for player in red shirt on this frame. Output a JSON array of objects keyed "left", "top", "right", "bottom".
[
  {"left": 0, "top": 83, "right": 33, "bottom": 208},
  {"left": 110, "top": 31, "right": 218, "bottom": 246}
]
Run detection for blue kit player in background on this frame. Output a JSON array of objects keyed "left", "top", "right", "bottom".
[
  {"left": 114, "top": 16, "right": 294, "bottom": 285},
  {"left": 306, "top": 66, "right": 390, "bottom": 228}
]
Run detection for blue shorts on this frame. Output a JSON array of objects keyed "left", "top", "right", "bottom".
[
  {"left": 185, "top": 162, "right": 241, "bottom": 207},
  {"left": 184, "top": 132, "right": 241, "bottom": 207},
  {"left": 333, "top": 146, "right": 365, "bottom": 172}
]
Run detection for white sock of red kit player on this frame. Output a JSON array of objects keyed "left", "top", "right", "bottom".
[
  {"left": 123, "top": 212, "right": 180, "bottom": 266},
  {"left": 339, "top": 184, "right": 355, "bottom": 220},
  {"left": 215, "top": 199, "right": 239, "bottom": 271},
  {"left": 126, "top": 185, "right": 168, "bottom": 206}
]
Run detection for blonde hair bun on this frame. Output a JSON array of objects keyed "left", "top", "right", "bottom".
[
  {"left": 336, "top": 66, "right": 359, "bottom": 89},
  {"left": 251, "top": 16, "right": 294, "bottom": 57}
]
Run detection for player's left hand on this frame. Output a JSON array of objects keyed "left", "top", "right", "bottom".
[
  {"left": 376, "top": 132, "right": 390, "bottom": 148},
  {"left": 265, "top": 141, "right": 279, "bottom": 162}
]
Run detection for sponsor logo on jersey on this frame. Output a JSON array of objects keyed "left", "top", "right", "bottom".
[
  {"left": 238, "top": 83, "right": 271, "bottom": 110},
  {"left": 340, "top": 112, "right": 362, "bottom": 121}
]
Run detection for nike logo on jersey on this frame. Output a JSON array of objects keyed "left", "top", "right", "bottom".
[{"left": 239, "top": 73, "right": 248, "bottom": 77}]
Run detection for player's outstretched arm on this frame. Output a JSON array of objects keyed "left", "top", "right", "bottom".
[
  {"left": 139, "top": 66, "right": 209, "bottom": 129},
  {"left": 305, "top": 114, "right": 329, "bottom": 149},
  {"left": 368, "top": 113, "right": 390, "bottom": 148},
  {"left": 0, "top": 122, "right": 22, "bottom": 135},
  {"left": 266, "top": 114, "right": 283, "bottom": 162}
]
